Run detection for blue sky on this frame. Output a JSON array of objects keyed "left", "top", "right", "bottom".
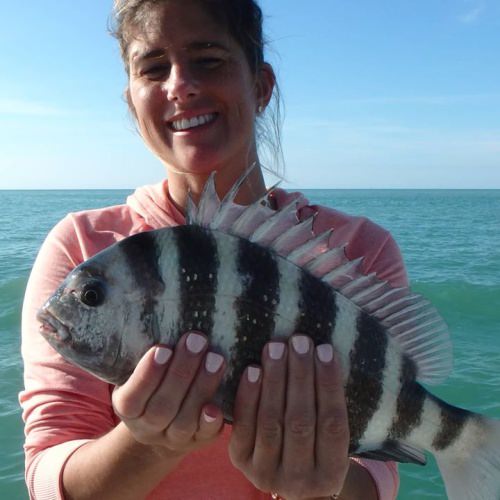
[{"left": 1, "top": 0, "right": 499, "bottom": 189}]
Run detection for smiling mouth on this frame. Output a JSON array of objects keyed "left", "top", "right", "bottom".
[{"left": 169, "top": 113, "right": 218, "bottom": 132}]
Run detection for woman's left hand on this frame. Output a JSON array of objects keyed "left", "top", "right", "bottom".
[{"left": 229, "top": 335, "right": 351, "bottom": 500}]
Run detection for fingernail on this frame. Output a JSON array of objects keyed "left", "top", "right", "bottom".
[
  {"left": 205, "top": 352, "right": 224, "bottom": 374},
  {"left": 186, "top": 332, "right": 207, "bottom": 354},
  {"left": 268, "top": 342, "right": 285, "bottom": 360},
  {"left": 203, "top": 411, "right": 217, "bottom": 423},
  {"left": 154, "top": 346, "right": 172, "bottom": 365},
  {"left": 247, "top": 366, "right": 261, "bottom": 383},
  {"left": 292, "top": 335, "right": 310, "bottom": 355},
  {"left": 316, "top": 344, "right": 333, "bottom": 363}
]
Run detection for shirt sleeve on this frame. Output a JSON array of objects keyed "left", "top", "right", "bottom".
[
  {"left": 19, "top": 216, "right": 118, "bottom": 500},
  {"left": 352, "top": 458, "right": 400, "bottom": 500}
]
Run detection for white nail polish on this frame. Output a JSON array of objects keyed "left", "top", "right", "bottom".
[
  {"left": 186, "top": 332, "right": 207, "bottom": 354},
  {"left": 154, "top": 347, "right": 172, "bottom": 365},
  {"left": 203, "top": 411, "right": 217, "bottom": 423},
  {"left": 292, "top": 335, "right": 310, "bottom": 355},
  {"left": 247, "top": 366, "right": 261, "bottom": 383},
  {"left": 205, "top": 352, "right": 224, "bottom": 373},
  {"left": 316, "top": 344, "right": 333, "bottom": 363},
  {"left": 268, "top": 342, "right": 285, "bottom": 360}
]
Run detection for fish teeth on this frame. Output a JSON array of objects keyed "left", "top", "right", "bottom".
[{"left": 171, "top": 113, "right": 216, "bottom": 131}]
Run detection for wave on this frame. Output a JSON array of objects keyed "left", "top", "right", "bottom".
[
  {"left": 412, "top": 280, "right": 500, "bottom": 324},
  {"left": 0, "top": 275, "right": 28, "bottom": 331},
  {"left": 0, "top": 274, "right": 28, "bottom": 300}
]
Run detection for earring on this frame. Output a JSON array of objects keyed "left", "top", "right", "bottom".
[{"left": 257, "top": 104, "right": 264, "bottom": 114}]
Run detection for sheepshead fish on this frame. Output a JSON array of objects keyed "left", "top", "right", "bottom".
[{"left": 38, "top": 167, "right": 500, "bottom": 499}]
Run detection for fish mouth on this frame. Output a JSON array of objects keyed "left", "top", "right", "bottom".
[
  {"left": 36, "top": 307, "right": 128, "bottom": 385},
  {"left": 37, "top": 309, "right": 72, "bottom": 344}
]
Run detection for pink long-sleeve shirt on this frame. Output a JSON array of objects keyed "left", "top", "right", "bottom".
[{"left": 20, "top": 181, "right": 407, "bottom": 499}]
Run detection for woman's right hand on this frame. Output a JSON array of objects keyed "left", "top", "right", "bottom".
[{"left": 112, "top": 331, "right": 226, "bottom": 459}]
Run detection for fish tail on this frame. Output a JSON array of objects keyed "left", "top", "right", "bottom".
[{"left": 434, "top": 410, "right": 500, "bottom": 500}]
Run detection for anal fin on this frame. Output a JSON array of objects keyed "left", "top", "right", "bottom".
[{"left": 354, "top": 440, "right": 427, "bottom": 465}]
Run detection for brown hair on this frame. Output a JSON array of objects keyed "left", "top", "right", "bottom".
[
  {"left": 112, "top": 0, "right": 264, "bottom": 75},
  {"left": 110, "top": 0, "right": 284, "bottom": 174}
]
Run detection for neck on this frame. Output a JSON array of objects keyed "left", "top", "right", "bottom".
[{"left": 165, "top": 161, "right": 267, "bottom": 214}]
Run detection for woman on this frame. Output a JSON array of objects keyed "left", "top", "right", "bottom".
[{"left": 21, "top": 1, "right": 405, "bottom": 498}]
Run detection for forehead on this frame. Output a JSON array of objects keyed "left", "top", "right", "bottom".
[{"left": 128, "top": 1, "right": 233, "bottom": 60}]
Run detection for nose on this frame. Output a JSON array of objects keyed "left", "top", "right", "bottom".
[{"left": 165, "top": 64, "right": 199, "bottom": 102}]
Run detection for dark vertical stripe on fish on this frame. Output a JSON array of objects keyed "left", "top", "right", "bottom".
[
  {"left": 389, "top": 356, "right": 426, "bottom": 440},
  {"left": 119, "top": 231, "right": 164, "bottom": 293},
  {"left": 173, "top": 225, "right": 219, "bottom": 336},
  {"left": 294, "top": 269, "right": 337, "bottom": 345},
  {"left": 346, "top": 311, "right": 388, "bottom": 452},
  {"left": 118, "top": 231, "right": 165, "bottom": 340},
  {"left": 222, "top": 239, "right": 281, "bottom": 418},
  {"left": 432, "top": 399, "right": 472, "bottom": 451}
]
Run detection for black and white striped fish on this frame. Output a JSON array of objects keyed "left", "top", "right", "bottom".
[{"left": 38, "top": 167, "right": 500, "bottom": 499}]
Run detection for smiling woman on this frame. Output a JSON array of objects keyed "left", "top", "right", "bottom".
[
  {"left": 19, "top": 1, "right": 407, "bottom": 499},
  {"left": 123, "top": 1, "right": 275, "bottom": 208},
  {"left": 113, "top": 0, "right": 283, "bottom": 205}
]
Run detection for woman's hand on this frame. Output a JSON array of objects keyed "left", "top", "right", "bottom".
[
  {"left": 112, "top": 331, "right": 225, "bottom": 459},
  {"left": 229, "top": 335, "right": 350, "bottom": 500}
]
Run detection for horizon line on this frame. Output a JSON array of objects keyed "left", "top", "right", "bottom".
[{"left": 1, "top": 187, "right": 500, "bottom": 192}]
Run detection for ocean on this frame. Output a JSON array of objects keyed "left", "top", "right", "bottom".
[{"left": 1, "top": 188, "right": 499, "bottom": 499}]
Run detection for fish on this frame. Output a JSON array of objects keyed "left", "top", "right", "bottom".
[{"left": 37, "top": 166, "right": 500, "bottom": 499}]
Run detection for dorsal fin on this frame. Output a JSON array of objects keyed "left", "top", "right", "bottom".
[
  {"left": 229, "top": 197, "right": 276, "bottom": 239},
  {"left": 185, "top": 190, "right": 199, "bottom": 225},
  {"left": 304, "top": 244, "right": 348, "bottom": 275},
  {"left": 196, "top": 172, "right": 219, "bottom": 226},
  {"left": 287, "top": 230, "right": 332, "bottom": 267},
  {"left": 322, "top": 257, "right": 365, "bottom": 288},
  {"left": 270, "top": 215, "right": 315, "bottom": 255},
  {"left": 249, "top": 198, "right": 299, "bottom": 246},
  {"left": 189, "top": 167, "right": 453, "bottom": 385}
]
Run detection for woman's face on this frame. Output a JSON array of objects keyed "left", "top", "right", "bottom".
[{"left": 127, "top": 0, "right": 273, "bottom": 178}]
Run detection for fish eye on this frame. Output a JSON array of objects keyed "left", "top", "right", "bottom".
[{"left": 80, "top": 282, "right": 105, "bottom": 307}]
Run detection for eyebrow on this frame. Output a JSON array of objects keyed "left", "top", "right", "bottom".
[
  {"left": 133, "top": 41, "right": 230, "bottom": 62},
  {"left": 187, "top": 41, "right": 229, "bottom": 52}
]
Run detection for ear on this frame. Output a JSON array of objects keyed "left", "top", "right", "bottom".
[{"left": 255, "top": 62, "right": 276, "bottom": 110}]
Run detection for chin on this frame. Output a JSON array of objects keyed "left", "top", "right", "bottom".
[{"left": 166, "top": 153, "right": 229, "bottom": 176}]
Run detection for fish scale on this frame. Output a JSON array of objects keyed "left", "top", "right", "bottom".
[{"left": 38, "top": 165, "right": 500, "bottom": 499}]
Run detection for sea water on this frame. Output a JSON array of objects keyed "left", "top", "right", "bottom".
[{"left": 1, "top": 189, "right": 499, "bottom": 499}]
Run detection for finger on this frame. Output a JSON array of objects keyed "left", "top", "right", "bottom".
[
  {"left": 112, "top": 345, "right": 172, "bottom": 420},
  {"left": 315, "top": 346, "right": 350, "bottom": 478},
  {"left": 142, "top": 331, "right": 208, "bottom": 430},
  {"left": 196, "top": 403, "right": 224, "bottom": 443},
  {"left": 282, "top": 335, "right": 316, "bottom": 475},
  {"left": 229, "top": 365, "right": 262, "bottom": 467},
  {"left": 166, "top": 350, "right": 225, "bottom": 445},
  {"left": 252, "top": 342, "right": 287, "bottom": 480}
]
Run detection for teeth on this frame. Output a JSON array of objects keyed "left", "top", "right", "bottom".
[{"left": 171, "top": 113, "right": 216, "bottom": 131}]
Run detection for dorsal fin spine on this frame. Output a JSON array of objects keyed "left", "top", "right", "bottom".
[
  {"left": 305, "top": 244, "right": 347, "bottom": 275},
  {"left": 286, "top": 229, "right": 333, "bottom": 267},
  {"left": 270, "top": 215, "right": 315, "bottom": 255},
  {"left": 249, "top": 197, "right": 299, "bottom": 244}
]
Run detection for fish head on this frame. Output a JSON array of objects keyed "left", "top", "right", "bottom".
[{"left": 37, "top": 251, "right": 155, "bottom": 386}]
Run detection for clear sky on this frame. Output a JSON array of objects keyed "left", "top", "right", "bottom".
[{"left": 1, "top": 0, "right": 499, "bottom": 189}]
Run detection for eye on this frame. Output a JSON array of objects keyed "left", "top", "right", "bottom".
[
  {"left": 80, "top": 282, "right": 105, "bottom": 307},
  {"left": 196, "top": 57, "right": 223, "bottom": 69},
  {"left": 141, "top": 64, "right": 170, "bottom": 79}
]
